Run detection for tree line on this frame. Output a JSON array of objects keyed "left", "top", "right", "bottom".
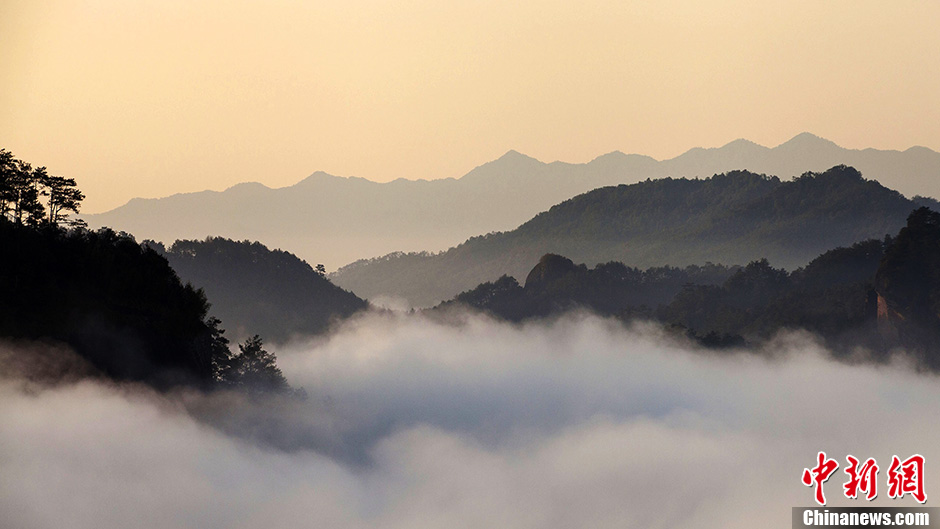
[
  {"left": 1, "top": 149, "right": 85, "bottom": 227},
  {"left": 441, "top": 207, "right": 940, "bottom": 366},
  {"left": 1, "top": 149, "right": 294, "bottom": 394}
]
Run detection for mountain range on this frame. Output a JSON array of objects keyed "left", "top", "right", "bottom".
[
  {"left": 82, "top": 133, "right": 940, "bottom": 270},
  {"left": 331, "top": 166, "right": 939, "bottom": 307},
  {"left": 433, "top": 207, "right": 940, "bottom": 365}
]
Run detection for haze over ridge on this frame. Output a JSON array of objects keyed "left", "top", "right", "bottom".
[
  {"left": 331, "top": 166, "right": 939, "bottom": 307},
  {"left": 84, "top": 133, "right": 940, "bottom": 271},
  {"left": 7, "top": 0, "right": 940, "bottom": 215}
]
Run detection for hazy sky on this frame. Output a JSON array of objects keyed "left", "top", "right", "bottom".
[{"left": 3, "top": 0, "right": 939, "bottom": 213}]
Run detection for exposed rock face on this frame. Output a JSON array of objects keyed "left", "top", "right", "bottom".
[
  {"left": 876, "top": 293, "right": 903, "bottom": 343},
  {"left": 524, "top": 254, "right": 580, "bottom": 291},
  {"left": 874, "top": 207, "right": 940, "bottom": 361}
]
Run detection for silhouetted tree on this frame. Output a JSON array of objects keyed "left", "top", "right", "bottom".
[
  {"left": 1, "top": 149, "right": 21, "bottom": 222},
  {"left": 221, "top": 335, "right": 289, "bottom": 393},
  {"left": 202, "top": 316, "right": 232, "bottom": 382},
  {"left": 0, "top": 153, "right": 44, "bottom": 226},
  {"left": 0, "top": 150, "right": 307, "bottom": 392},
  {"left": 0, "top": 149, "right": 84, "bottom": 227},
  {"left": 42, "top": 172, "right": 86, "bottom": 226}
]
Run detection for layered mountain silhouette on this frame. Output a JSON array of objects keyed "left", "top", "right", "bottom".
[
  {"left": 331, "top": 166, "right": 939, "bottom": 307},
  {"left": 83, "top": 134, "right": 940, "bottom": 270},
  {"left": 148, "top": 237, "right": 368, "bottom": 345},
  {"left": 435, "top": 208, "right": 940, "bottom": 366}
]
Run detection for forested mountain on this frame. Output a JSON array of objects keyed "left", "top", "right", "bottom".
[
  {"left": 333, "top": 166, "right": 938, "bottom": 307},
  {"left": 82, "top": 134, "right": 940, "bottom": 270},
  {"left": 0, "top": 220, "right": 226, "bottom": 386},
  {"left": 874, "top": 207, "right": 940, "bottom": 357},
  {"left": 1, "top": 149, "right": 295, "bottom": 392},
  {"left": 440, "top": 209, "right": 940, "bottom": 364},
  {"left": 153, "top": 237, "right": 368, "bottom": 345},
  {"left": 437, "top": 255, "right": 739, "bottom": 322}
]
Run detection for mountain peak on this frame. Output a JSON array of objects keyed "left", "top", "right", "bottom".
[
  {"left": 587, "top": 151, "right": 659, "bottom": 171},
  {"left": 722, "top": 138, "right": 766, "bottom": 150},
  {"left": 294, "top": 171, "right": 341, "bottom": 187},
  {"left": 497, "top": 149, "right": 540, "bottom": 163},
  {"left": 459, "top": 149, "right": 544, "bottom": 182},
  {"left": 224, "top": 181, "right": 270, "bottom": 193},
  {"left": 777, "top": 132, "right": 841, "bottom": 151}
]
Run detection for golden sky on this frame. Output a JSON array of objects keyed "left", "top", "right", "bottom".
[{"left": 3, "top": 0, "right": 939, "bottom": 213}]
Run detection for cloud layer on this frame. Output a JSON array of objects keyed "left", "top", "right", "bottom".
[{"left": 2, "top": 312, "right": 938, "bottom": 528}]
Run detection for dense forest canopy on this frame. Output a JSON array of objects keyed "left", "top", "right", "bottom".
[
  {"left": 0, "top": 220, "right": 223, "bottom": 385},
  {"left": 0, "top": 150, "right": 294, "bottom": 392},
  {"left": 874, "top": 207, "right": 940, "bottom": 357},
  {"left": 439, "top": 209, "right": 940, "bottom": 366},
  {"left": 442, "top": 255, "right": 738, "bottom": 322},
  {"left": 154, "top": 237, "right": 368, "bottom": 344}
]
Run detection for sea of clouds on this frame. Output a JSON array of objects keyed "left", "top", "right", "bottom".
[{"left": 1, "top": 311, "right": 937, "bottom": 529}]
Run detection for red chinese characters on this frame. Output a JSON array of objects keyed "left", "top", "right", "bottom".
[
  {"left": 803, "top": 451, "right": 840, "bottom": 505},
  {"left": 843, "top": 455, "right": 879, "bottom": 500},
  {"left": 802, "top": 453, "right": 927, "bottom": 505},
  {"left": 887, "top": 454, "right": 927, "bottom": 504}
]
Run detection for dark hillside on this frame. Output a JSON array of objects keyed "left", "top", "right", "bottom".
[
  {"left": 441, "top": 213, "right": 940, "bottom": 365},
  {"left": 0, "top": 222, "right": 224, "bottom": 385},
  {"left": 157, "top": 237, "right": 368, "bottom": 344}
]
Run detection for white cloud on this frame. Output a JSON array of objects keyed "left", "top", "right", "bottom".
[{"left": 1, "top": 312, "right": 937, "bottom": 528}]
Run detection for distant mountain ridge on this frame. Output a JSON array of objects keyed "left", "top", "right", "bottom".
[
  {"left": 331, "top": 166, "right": 940, "bottom": 307},
  {"left": 83, "top": 134, "right": 940, "bottom": 269}
]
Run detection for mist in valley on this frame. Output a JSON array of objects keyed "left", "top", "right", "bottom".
[
  {"left": 3, "top": 311, "right": 937, "bottom": 529},
  {"left": 6, "top": 1, "right": 940, "bottom": 527}
]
